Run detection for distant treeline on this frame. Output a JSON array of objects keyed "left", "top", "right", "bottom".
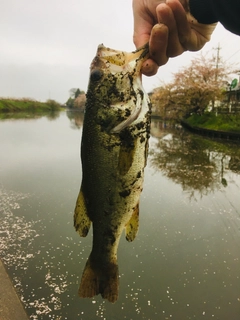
[{"left": 0, "top": 98, "right": 63, "bottom": 113}]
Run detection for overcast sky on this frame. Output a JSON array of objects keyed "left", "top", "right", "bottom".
[{"left": 1, "top": 0, "right": 240, "bottom": 103}]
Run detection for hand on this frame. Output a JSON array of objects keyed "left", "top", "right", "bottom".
[{"left": 132, "top": 0, "right": 217, "bottom": 76}]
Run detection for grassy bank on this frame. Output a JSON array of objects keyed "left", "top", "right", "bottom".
[
  {"left": 185, "top": 113, "right": 240, "bottom": 133},
  {"left": 0, "top": 98, "right": 63, "bottom": 113}
]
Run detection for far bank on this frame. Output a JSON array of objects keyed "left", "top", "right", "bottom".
[
  {"left": 182, "top": 113, "right": 240, "bottom": 141},
  {"left": 0, "top": 98, "right": 63, "bottom": 114}
]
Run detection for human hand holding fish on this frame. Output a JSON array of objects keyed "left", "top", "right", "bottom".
[
  {"left": 74, "top": 43, "right": 151, "bottom": 303},
  {"left": 132, "top": 0, "right": 217, "bottom": 76}
]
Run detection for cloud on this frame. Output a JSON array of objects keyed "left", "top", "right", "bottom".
[{"left": 0, "top": 62, "right": 90, "bottom": 103}]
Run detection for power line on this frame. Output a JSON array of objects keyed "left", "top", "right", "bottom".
[{"left": 226, "top": 48, "right": 240, "bottom": 61}]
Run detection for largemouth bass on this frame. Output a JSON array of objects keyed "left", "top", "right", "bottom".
[{"left": 74, "top": 43, "right": 151, "bottom": 303}]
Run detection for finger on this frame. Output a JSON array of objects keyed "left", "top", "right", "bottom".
[
  {"left": 133, "top": 18, "right": 152, "bottom": 49},
  {"left": 166, "top": 0, "right": 193, "bottom": 50},
  {"left": 132, "top": 1, "right": 154, "bottom": 48},
  {"left": 156, "top": 3, "right": 184, "bottom": 57},
  {"left": 133, "top": 31, "right": 150, "bottom": 49},
  {"left": 141, "top": 59, "right": 159, "bottom": 76},
  {"left": 141, "top": 23, "right": 169, "bottom": 76},
  {"left": 168, "top": 0, "right": 217, "bottom": 50},
  {"left": 149, "top": 24, "right": 169, "bottom": 66}
]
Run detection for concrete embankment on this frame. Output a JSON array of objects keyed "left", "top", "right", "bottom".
[{"left": 0, "top": 260, "right": 28, "bottom": 320}]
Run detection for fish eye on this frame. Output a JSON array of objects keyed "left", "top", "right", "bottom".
[{"left": 90, "top": 69, "right": 103, "bottom": 81}]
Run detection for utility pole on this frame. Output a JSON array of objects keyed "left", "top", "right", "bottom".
[
  {"left": 212, "top": 43, "right": 221, "bottom": 111},
  {"left": 214, "top": 43, "right": 221, "bottom": 81}
]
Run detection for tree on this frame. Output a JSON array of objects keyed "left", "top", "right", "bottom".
[
  {"left": 74, "top": 93, "right": 86, "bottom": 110},
  {"left": 69, "top": 88, "right": 85, "bottom": 99},
  {"left": 66, "top": 88, "right": 86, "bottom": 109},
  {"left": 152, "top": 52, "right": 233, "bottom": 119},
  {"left": 74, "top": 88, "right": 81, "bottom": 99},
  {"left": 66, "top": 97, "right": 74, "bottom": 109}
]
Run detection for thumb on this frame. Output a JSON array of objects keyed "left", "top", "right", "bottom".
[
  {"left": 133, "top": 19, "right": 152, "bottom": 48},
  {"left": 132, "top": 0, "right": 153, "bottom": 48}
]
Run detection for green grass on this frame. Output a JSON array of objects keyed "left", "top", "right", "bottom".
[
  {"left": 0, "top": 98, "right": 63, "bottom": 113},
  {"left": 185, "top": 112, "right": 240, "bottom": 133}
]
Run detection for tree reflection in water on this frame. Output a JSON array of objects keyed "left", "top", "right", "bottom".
[
  {"left": 66, "top": 109, "right": 84, "bottom": 129},
  {"left": 149, "top": 119, "right": 240, "bottom": 198}
]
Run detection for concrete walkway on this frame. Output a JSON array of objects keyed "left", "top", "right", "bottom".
[{"left": 0, "top": 260, "right": 28, "bottom": 320}]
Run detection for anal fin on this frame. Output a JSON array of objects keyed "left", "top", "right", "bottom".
[
  {"left": 125, "top": 203, "right": 139, "bottom": 242},
  {"left": 74, "top": 188, "right": 91, "bottom": 237}
]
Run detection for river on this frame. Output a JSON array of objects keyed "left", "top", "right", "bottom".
[{"left": 0, "top": 111, "right": 240, "bottom": 320}]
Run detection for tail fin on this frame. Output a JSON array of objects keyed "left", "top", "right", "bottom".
[{"left": 78, "top": 256, "right": 119, "bottom": 303}]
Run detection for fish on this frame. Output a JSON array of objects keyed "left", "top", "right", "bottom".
[{"left": 74, "top": 43, "right": 151, "bottom": 303}]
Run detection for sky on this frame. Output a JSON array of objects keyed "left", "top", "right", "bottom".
[{"left": 1, "top": 0, "right": 240, "bottom": 104}]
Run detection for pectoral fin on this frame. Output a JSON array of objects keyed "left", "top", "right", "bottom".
[
  {"left": 125, "top": 203, "right": 139, "bottom": 242},
  {"left": 74, "top": 188, "right": 91, "bottom": 237}
]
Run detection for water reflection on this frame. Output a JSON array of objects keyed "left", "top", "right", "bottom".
[
  {"left": 66, "top": 110, "right": 84, "bottom": 129},
  {"left": 0, "top": 113, "right": 240, "bottom": 319},
  {"left": 0, "top": 110, "right": 61, "bottom": 121},
  {"left": 150, "top": 120, "right": 240, "bottom": 198}
]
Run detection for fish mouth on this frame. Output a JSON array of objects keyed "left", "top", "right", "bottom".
[
  {"left": 98, "top": 42, "right": 149, "bottom": 60},
  {"left": 91, "top": 43, "right": 149, "bottom": 75}
]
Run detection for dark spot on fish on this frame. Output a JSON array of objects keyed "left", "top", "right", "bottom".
[
  {"left": 119, "top": 189, "right": 131, "bottom": 197},
  {"left": 138, "top": 89, "right": 144, "bottom": 100},
  {"left": 140, "top": 135, "right": 145, "bottom": 143},
  {"left": 119, "top": 129, "right": 135, "bottom": 147},
  {"left": 120, "top": 91, "right": 125, "bottom": 101},
  {"left": 90, "top": 69, "right": 103, "bottom": 81},
  {"left": 128, "top": 74, "right": 134, "bottom": 87},
  {"left": 125, "top": 109, "right": 131, "bottom": 117},
  {"left": 81, "top": 226, "right": 89, "bottom": 237},
  {"left": 136, "top": 171, "right": 141, "bottom": 178},
  {"left": 106, "top": 141, "right": 121, "bottom": 152},
  {"left": 136, "top": 121, "right": 145, "bottom": 130},
  {"left": 130, "top": 178, "right": 138, "bottom": 186}
]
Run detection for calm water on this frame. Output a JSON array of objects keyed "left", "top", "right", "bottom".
[{"left": 0, "top": 111, "right": 240, "bottom": 320}]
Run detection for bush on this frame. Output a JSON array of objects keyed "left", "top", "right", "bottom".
[{"left": 186, "top": 113, "right": 240, "bottom": 132}]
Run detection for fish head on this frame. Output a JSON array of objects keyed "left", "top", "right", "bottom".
[
  {"left": 90, "top": 44, "right": 149, "bottom": 75},
  {"left": 85, "top": 43, "right": 150, "bottom": 133}
]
